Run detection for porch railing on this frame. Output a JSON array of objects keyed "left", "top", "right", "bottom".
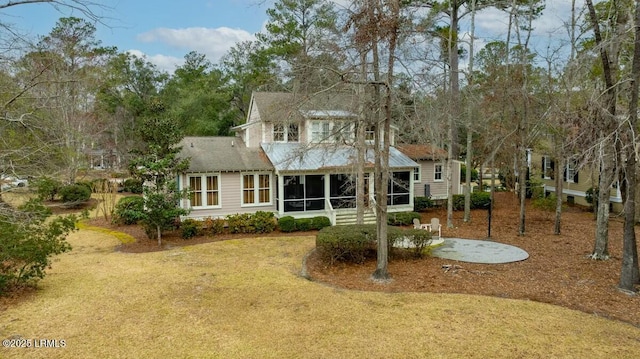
[{"left": 325, "top": 198, "right": 336, "bottom": 225}]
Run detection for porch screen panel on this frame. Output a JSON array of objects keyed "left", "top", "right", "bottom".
[
  {"left": 284, "top": 176, "right": 304, "bottom": 212},
  {"left": 330, "top": 174, "right": 356, "bottom": 208},
  {"left": 243, "top": 175, "right": 255, "bottom": 204},
  {"left": 388, "top": 171, "right": 410, "bottom": 205},
  {"left": 189, "top": 176, "right": 202, "bottom": 206},
  {"left": 305, "top": 175, "right": 325, "bottom": 211},
  {"left": 206, "top": 176, "right": 219, "bottom": 206}
]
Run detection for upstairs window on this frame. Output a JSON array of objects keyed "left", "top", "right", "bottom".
[
  {"left": 311, "top": 121, "right": 331, "bottom": 142},
  {"left": 542, "top": 156, "right": 554, "bottom": 179},
  {"left": 365, "top": 125, "right": 375, "bottom": 142},
  {"left": 273, "top": 123, "right": 299, "bottom": 142}
]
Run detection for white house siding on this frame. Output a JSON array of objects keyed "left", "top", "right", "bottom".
[{"left": 413, "top": 160, "right": 462, "bottom": 199}]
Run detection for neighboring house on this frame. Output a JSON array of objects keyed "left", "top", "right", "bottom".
[
  {"left": 396, "top": 144, "right": 462, "bottom": 200},
  {"left": 177, "top": 91, "right": 458, "bottom": 224},
  {"left": 532, "top": 152, "right": 623, "bottom": 212}
]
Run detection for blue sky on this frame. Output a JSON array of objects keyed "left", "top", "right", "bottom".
[{"left": 2, "top": 0, "right": 575, "bottom": 73}]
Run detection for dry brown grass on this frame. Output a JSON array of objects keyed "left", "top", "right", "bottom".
[{"left": 1, "top": 227, "right": 639, "bottom": 358}]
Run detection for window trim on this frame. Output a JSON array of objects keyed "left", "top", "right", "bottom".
[
  {"left": 188, "top": 173, "right": 221, "bottom": 209},
  {"left": 241, "top": 172, "right": 272, "bottom": 207},
  {"left": 566, "top": 162, "right": 576, "bottom": 184},
  {"left": 311, "top": 120, "right": 331, "bottom": 142},
  {"left": 413, "top": 166, "right": 421, "bottom": 183},
  {"left": 434, "top": 163, "right": 444, "bottom": 182},
  {"left": 273, "top": 123, "right": 299, "bottom": 143}
]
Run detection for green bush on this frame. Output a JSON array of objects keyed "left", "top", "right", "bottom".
[
  {"left": 0, "top": 199, "right": 75, "bottom": 292},
  {"left": 278, "top": 216, "right": 296, "bottom": 232},
  {"left": 34, "top": 176, "right": 62, "bottom": 201},
  {"left": 76, "top": 180, "right": 95, "bottom": 193},
  {"left": 180, "top": 218, "right": 201, "bottom": 239},
  {"left": 316, "top": 224, "right": 404, "bottom": 264},
  {"left": 112, "top": 196, "right": 145, "bottom": 225},
  {"left": 252, "top": 211, "right": 276, "bottom": 233},
  {"left": 452, "top": 192, "right": 491, "bottom": 210},
  {"left": 59, "top": 183, "right": 92, "bottom": 208},
  {"left": 295, "top": 218, "right": 313, "bottom": 231},
  {"left": 402, "top": 229, "right": 433, "bottom": 258},
  {"left": 311, "top": 216, "right": 332, "bottom": 230},
  {"left": 203, "top": 217, "right": 225, "bottom": 235},
  {"left": 387, "top": 212, "right": 421, "bottom": 226},
  {"left": 460, "top": 165, "right": 479, "bottom": 183},
  {"left": 227, "top": 213, "right": 253, "bottom": 234},
  {"left": 532, "top": 195, "right": 561, "bottom": 213},
  {"left": 414, "top": 196, "right": 433, "bottom": 212},
  {"left": 123, "top": 178, "right": 143, "bottom": 194}
]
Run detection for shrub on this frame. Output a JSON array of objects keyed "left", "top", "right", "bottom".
[
  {"left": 387, "top": 211, "right": 421, "bottom": 226},
  {"left": 252, "top": 211, "right": 276, "bottom": 233},
  {"left": 59, "top": 183, "right": 92, "bottom": 208},
  {"left": 402, "top": 229, "right": 433, "bottom": 258},
  {"left": 460, "top": 165, "right": 479, "bottom": 183},
  {"left": 452, "top": 192, "right": 491, "bottom": 210},
  {"left": 34, "top": 176, "right": 62, "bottom": 201},
  {"left": 123, "top": 178, "right": 143, "bottom": 194},
  {"left": 203, "top": 217, "right": 225, "bottom": 235},
  {"left": 316, "top": 224, "right": 404, "bottom": 264},
  {"left": 311, "top": 216, "right": 332, "bottom": 230},
  {"left": 227, "top": 213, "right": 253, "bottom": 234},
  {"left": 295, "top": 218, "right": 313, "bottom": 231},
  {"left": 0, "top": 199, "right": 75, "bottom": 292},
  {"left": 533, "top": 194, "right": 561, "bottom": 213},
  {"left": 180, "top": 218, "right": 201, "bottom": 239},
  {"left": 112, "top": 196, "right": 145, "bottom": 225},
  {"left": 76, "top": 180, "right": 95, "bottom": 193},
  {"left": 413, "top": 196, "right": 433, "bottom": 212},
  {"left": 278, "top": 216, "right": 297, "bottom": 232}
]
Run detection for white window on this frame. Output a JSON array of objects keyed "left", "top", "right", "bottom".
[
  {"left": 413, "top": 166, "right": 421, "bottom": 182},
  {"left": 273, "top": 123, "right": 299, "bottom": 142},
  {"left": 542, "top": 156, "right": 553, "bottom": 179},
  {"left": 188, "top": 174, "right": 220, "bottom": 208},
  {"left": 242, "top": 173, "right": 271, "bottom": 206},
  {"left": 365, "top": 125, "right": 375, "bottom": 142},
  {"left": 434, "top": 164, "right": 443, "bottom": 181},
  {"left": 333, "top": 121, "right": 353, "bottom": 143},
  {"left": 311, "top": 121, "right": 330, "bottom": 142},
  {"left": 566, "top": 162, "right": 576, "bottom": 183}
]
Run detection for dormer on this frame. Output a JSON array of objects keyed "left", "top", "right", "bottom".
[{"left": 233, "top": 91, "right": 397, "bottom": 147}]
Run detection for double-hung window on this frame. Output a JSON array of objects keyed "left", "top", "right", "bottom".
[
  {"left": 242, "top": 173, "right": 271, "bottom": 206},
  {"left": 434, "top": 164, "right": 443, "bottom": 181},
  {"left": 413, "top": 166, "right": 421, "bottom": 182},
  {"left": 311, "top": 121, "right": 330, "bottom": 142},
  {"left": 273, "top": 123, "right": 299, "bottom": 142},
  {"left": 189, "top": 174, "right": 220, "bottom": 208}
]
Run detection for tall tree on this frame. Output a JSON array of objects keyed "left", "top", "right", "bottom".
[{"left": 618, "top": 0, "right": 640, "bottom": 292}]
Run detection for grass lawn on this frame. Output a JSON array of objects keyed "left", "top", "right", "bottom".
[{"left": 1, "top": 227, "right": 639, "bottom": 358}]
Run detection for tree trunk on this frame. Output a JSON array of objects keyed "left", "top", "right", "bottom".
[
  {"left": 356, "top": 56, "right": 367, "bottom": 225},
  {"left": 619, "top": 0, "right": 640, "bottom": 291},
  {"left": 554, "top": 156, "right": 564, "bottom": 235},
  {"left": 592, "top": 141, "right": 613, "bottom": 260},
  {"left": 518, "top": 150, "right": 526, "bottom": 236},
  {"left": 157, "top": 225, "right": 162, "bottom": 247}
]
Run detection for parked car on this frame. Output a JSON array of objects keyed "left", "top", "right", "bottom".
[{"left": 0, "top": 176, "right": 29, "bottom": 190}]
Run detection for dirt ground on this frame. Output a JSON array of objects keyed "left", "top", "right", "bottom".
[{"left": 4, "top": 192, "right": 639, "bottom": 328}]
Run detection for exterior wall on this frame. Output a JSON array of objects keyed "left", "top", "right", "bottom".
[
  {"left": 531, "top": 153, "right": 622, "bottom": 209},
  {"left": 413, "top": 159, "right": 462, "bottom": 199},
  {"left": 179, "top": 172, "right": 276, "bottom": 220},
  {"left": 244, "top": 100, "right": 263, "bottom": 148}
]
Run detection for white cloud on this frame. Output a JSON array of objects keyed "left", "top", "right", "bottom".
[
  {"left": 125, "top": 49, "right": 183, "bottom": 73},
  {"left": 136, "top": 26, "right": 256, "bottom": 64}
]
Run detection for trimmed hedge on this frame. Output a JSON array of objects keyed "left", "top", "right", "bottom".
[
  {"left": 452, "top": 192, "right": 491, "bottom": 210},
  {"left": 278, "top": 216, "right": 297, "bottom": 232},
  {"left": 278, "top": 215, "right": 332, "bottom": 232},
  {"left": 316, "top": 224, "right": 404, "bottom": 264},
  {"left": 180, "top": 218, "right": 201, "bottom": 239},
  {"left": 413, "top": 196, "right": 434, "bottom": 212},
  {"left": 251, "top": 211, "right": 276, "bottom": 233},
  {"left": 402, "top": 228, "right": 433, "bottom": 258},
  {"left": 387, "top": 211, "right": 421, "bottom": 226}
]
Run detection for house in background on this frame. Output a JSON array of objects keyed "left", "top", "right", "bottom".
[
  {"left": 532, "top": 153, "right": 623, "bottom": 212},
  {"left": 396, "top": 144, "right": 462, "bottom": 200},
  {"left": 177, "top": 91, "right": 459, "bottom": 224}
]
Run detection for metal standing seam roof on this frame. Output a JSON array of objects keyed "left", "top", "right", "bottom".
[
  {"left": 178, "top": 136, "right": 273, "bottom": 172},
  {"left": 261, "top": 143, "right": 419, "bottom": 172}
]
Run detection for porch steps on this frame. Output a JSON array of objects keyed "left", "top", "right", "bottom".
[{"left": 334, "top": 211, "right": 377, "bottom": 226}]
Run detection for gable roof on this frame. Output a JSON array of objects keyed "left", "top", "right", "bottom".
[
  {"left": 250, "top": 91, "right": 359, "bottom": 123},
  {"left": 396, "top": 144, "right": 447, "bottom": 161},
  {"left": 262, "top": 143, "right": 418, "bottom": 172},
  {"left": 178, "top": 136, "right": 273, "bottom": 172}
]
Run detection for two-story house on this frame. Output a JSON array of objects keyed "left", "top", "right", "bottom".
[{"left": 176, "top": 91, "right": 460, "bottom": 224}]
